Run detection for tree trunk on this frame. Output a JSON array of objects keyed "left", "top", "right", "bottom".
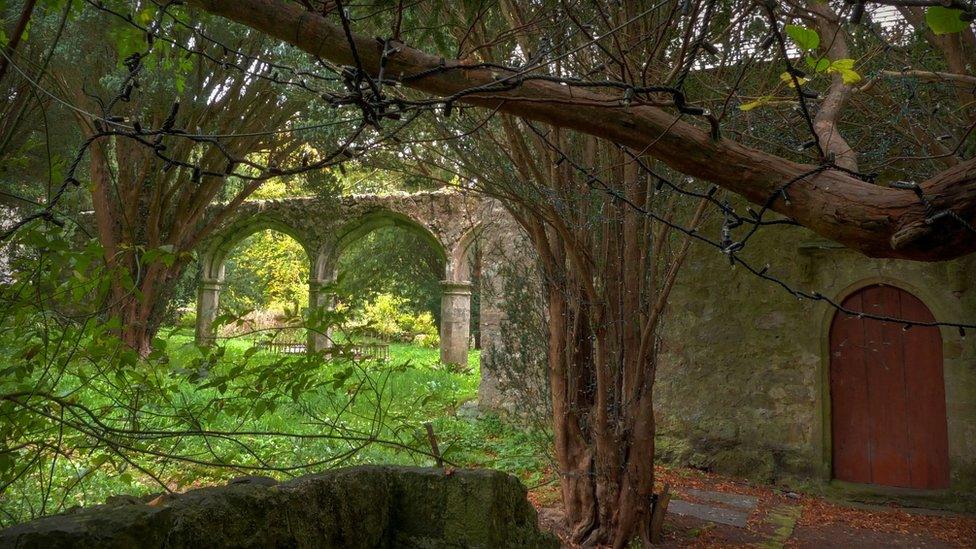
[
  {"left": 106, "top": 265, "right": 179, "bottom": 357},
  {"left": 111, "top": 295, "right": 156, "bottom": 357},
  {"left": 88, "top": 141, "right": 185, "bottom": 356},
  {"left": 546, "top": 280, "right": 658, "bottom": 547}
]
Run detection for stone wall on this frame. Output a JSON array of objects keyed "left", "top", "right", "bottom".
[
  {"left": 477, "top": 213, "right": 549, "bottom": 420},
  {"left": 0, "top": 466, "right": 557, "bottom": 548},
  {"left": 477, "top": 203, "right": 976, "bottom": 493},
  {"left": 193, "top": 190, "right": 489, "bottom": 364},
  {"left": 655, "top": 216, "right": 976, "bottom": 491}
]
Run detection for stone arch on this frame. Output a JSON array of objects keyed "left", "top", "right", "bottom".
[
  {"left": 311, "top": 208, "right": 450, "bottom": 310},
  {"left": 312, "top": 209, "right": 477, "bottom": 365},
  {"left": 446, "top": 223, "right": 484, "bottom": 284},
  {"left": 202, "top": 217, "right": 313, "bottom": 280},
  {"left": 194, "top": 192, "right": 489, "bottom": 365},
  {"left": 340, "top": 210, "right": 447, "bottom": 260},
  {"left": 195, "top": 216, "right": 312, "bottom": 346}
]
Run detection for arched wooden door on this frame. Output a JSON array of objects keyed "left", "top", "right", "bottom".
[{"left": 830, "top": 284, "right": 950, "bottom": 489}]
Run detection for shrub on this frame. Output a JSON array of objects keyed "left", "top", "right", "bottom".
[
  {"left": 361, "top": 294, "right": 439, "bottom": 343},
  {"left": 361, "top": 294, "right": 404, "bottom": 340},
  {"left": 401, "top": 311, "right": 438, "bottom": 339},
  {"left": 413, "top": 333, "right": 440, "bottom": 349}
]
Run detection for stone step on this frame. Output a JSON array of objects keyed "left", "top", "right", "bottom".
[
  {"left": 668, "top": 499, "right": 751, "bottom": 528},
  {"left": 684, "top": 488, "right": 759, "bottom": 511}
]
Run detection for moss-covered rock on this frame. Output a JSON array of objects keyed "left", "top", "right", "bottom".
[{"left": 0, "top": 466, "right": 557, "bottom": 549}]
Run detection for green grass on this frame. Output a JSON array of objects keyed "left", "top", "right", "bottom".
[{"left": 0, "top": 328, "right": 552, "bottom": 523}]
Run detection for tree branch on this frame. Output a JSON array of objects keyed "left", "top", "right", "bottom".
[
  {"left": 804, "top": 0, "right": 858, "bottom": 172},
  {"left": 0, "top": 0, "right": 37, "bottom": 84},
  {"left": 187, "top": 0, "right": 976, "bottom": 261}
]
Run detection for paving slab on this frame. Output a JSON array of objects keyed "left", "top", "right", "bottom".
[
  {"left": 669, "top": 499, "right": 751, "bottom": 528},
  {"left": 685, "top": 488, "right": 758, "bottom": 510}
]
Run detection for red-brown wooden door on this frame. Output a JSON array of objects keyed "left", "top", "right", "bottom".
[{"left": 830, "top": 284, "right": 950, "bottom": 489}]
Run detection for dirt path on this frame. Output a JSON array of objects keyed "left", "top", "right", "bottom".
[{"left": 529, "top": 465, "right": 976, "bottom": 547}]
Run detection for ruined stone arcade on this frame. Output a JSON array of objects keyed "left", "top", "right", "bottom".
[{"left": 194, "top": 190, "right": 492, "bottom": 365}]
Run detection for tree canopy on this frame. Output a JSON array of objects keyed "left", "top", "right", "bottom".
[{"left": 1, "top": 0, "right": 974, "bottom": 545}]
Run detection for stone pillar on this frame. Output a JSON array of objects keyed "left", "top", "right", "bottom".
[
  {"left": 195, "top": 279, "right": 224, "bottom": 347},
  {"left": 440, "top": 281, "right": 472, "bottom": 366},
  {"left": 307, "top": 278, "right": 333, "bottom": 352}
]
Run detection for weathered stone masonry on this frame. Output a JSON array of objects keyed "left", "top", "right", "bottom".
[
  {"left": 653, "top": 218, "right": 976, "bottom": 495},
  {"left": 0, "top": 466, "right": 558, "bottom": 548}
]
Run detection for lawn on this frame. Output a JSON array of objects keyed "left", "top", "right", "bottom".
[{"left": 0, "top": 329, "right": 553, "bottom": 525}]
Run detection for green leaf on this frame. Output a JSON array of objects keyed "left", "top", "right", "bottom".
[
  {"left": 0, "top": 453, "right": 16, "bottom": 474},
  {"left": 829, "top": 58, "right": 855, "bottom": 71},
  {"left": 839, "top": 69, "right": 861, "bottom": 85},
  {"left": 805, "top": 55, "right": 830, "bottom": 73},
  {"left": 827, "top": 59, "right": 861, "bottom": 85},
  {"left": 785, "top": 25, "right": 819, "bottom": 51},
  {"left": 925, "top": 7, "right": 969, "bottom": 35},
  {"left": 137, "top": 8, "right": 155, "bottom": 26}
]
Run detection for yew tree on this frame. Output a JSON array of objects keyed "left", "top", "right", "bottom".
[
  {"left": 1, "top": 1, "right": 370, "bottom": 353},
  {"left": 174, "top": 0, "right": 976, "bottom": 545},
  {"left": 186, "top": 0, "right": 976, "bottom": 260},
  {"left": 5, "top": 0, "right": 975, "bottom": 545}
]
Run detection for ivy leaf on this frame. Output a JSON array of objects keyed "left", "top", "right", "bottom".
[
  {"left": 829, "top": 58, "right": 854, "bottom": 71},
  {"left": 137, "top": 8, "right": 155, "bottom": 26},
  {"left": 925, "top": 7, "right": 969, "bottom": 35},
  {"left": 739, "top": 95, "right": 773, "bottom": 111},
  {"left": 839, "top": 69, "right": 861, "bottom": 85},
  {"left": 785, "top": 25, "right": 820, "bottom": 51}
]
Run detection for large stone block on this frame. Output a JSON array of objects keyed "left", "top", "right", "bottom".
[{"left": 0, "top": 466, "right": 557, "bottom": 549}]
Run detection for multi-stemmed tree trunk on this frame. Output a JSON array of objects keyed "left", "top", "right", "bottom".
[
  {"left": 79, "top": 124, "right": 297, "bottom": 354},
  {"left": 58, "top": 15, "right": 304, "bottom": 354},
  {"left": 454, "top": 116, "right": 709, "bottom": 544}
]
